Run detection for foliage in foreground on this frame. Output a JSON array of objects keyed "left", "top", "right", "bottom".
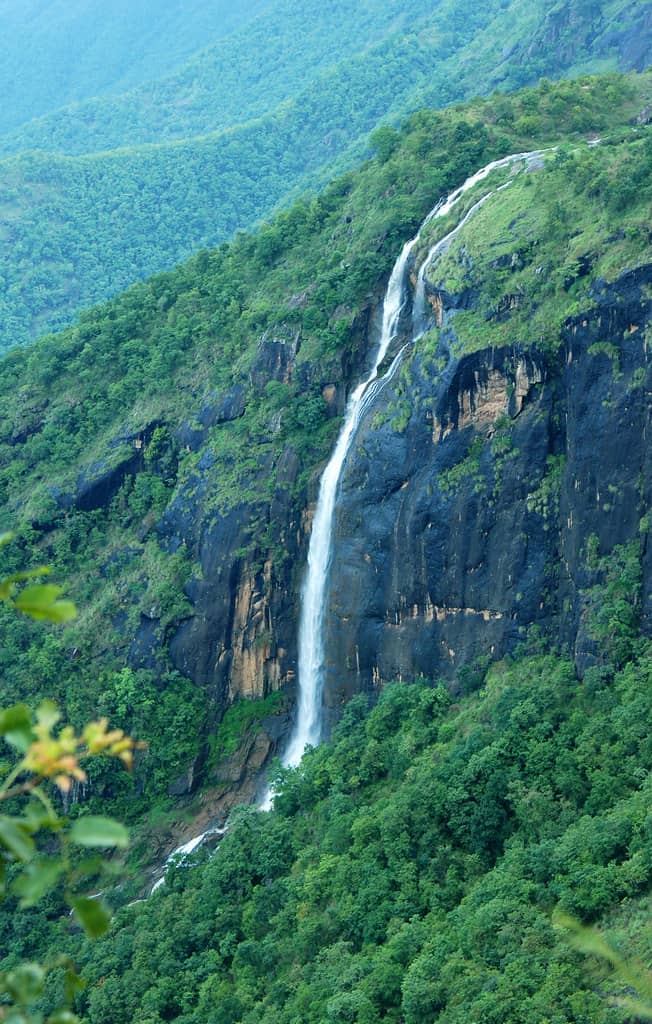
[{"left": 0, "top": 545, "right": 135, "bottom": 1023}]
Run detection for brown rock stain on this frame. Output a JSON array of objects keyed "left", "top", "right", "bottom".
[{"left": 229, "top": 561, "right": 281, "bottom": 701}]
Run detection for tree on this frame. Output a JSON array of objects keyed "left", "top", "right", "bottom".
[{"left": 0, "top": 533, "right": 140, "bottom": 1024}]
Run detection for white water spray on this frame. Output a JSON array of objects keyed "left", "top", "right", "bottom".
[
  {"left": 149, "top": 826, "right": 227, "bottom": 894},
  {"left": 266, "top": 148, "right": 548, "bottom": 794}
]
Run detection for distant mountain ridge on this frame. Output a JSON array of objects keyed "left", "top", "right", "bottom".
[
  {"left": 0, "top": 0, "right": 650, "bottom": 354},
  {"left": 0, "top": 0, "right": 483, "bottom": 156},
  {"left": 0, "top": 0, "right": 267, "bottom": 135},
  {"left": 4, "top": 0, "right": 651, "bottom": 159}
]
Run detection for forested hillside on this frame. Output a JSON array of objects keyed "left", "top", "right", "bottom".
[
  {"left": 0, "top": 0, "right": 650, "bottom": 352},
  {"left": 1, "top": 63, "right": 652, "bottom": 1023},
  {"left": 0, "top": 0, "right": 479, "bottom": 155},
  {"left": 1, "top": 70, "right": 649, "bottom": 817},
  {"left": 36, "top": 651, "right": 652, "bottom": 1023}
]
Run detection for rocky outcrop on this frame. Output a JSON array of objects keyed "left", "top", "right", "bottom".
[
  {"left": 41, "top": 256, "right": 649, "bottom": 794},
  {"left": 431, "top": 348, "right": 544, "bottom": 438},
  {"left": 159, "top": 441, "right": 306, "bottom": 784},
  {"left": 51, "top": 421, "right": 163, "bottom": 511},
  {"left": 321, "top": 263, "right": 651, "bottom": 724},
  {"left": 250, "top": 330, "right": 300, "bottom": 387},
  {"left": 496, "top": 0, "right": 652, "bottom": 78},
  {"left": 175, "top": 385, "right": 246, "bottom": 452},
  {"left": 132, "top": 261, "right": 651, "bottom": 773}
]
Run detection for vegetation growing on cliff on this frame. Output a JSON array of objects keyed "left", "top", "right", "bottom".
[
  {"left": 420, "top": 127, "right": 652, "bottom": 356},
  {"left": 0, "top": 72, "right": 650, "bottom": 820}
]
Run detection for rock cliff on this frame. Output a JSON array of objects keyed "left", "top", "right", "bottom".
[
  {"left": 1, "top": 92, "right": 650, "bottom": 810},
  {"left": 323, "top": 263, "right": 651, "bottom": 721},
  {"left": 152, "top": 257, "right": 651, "bottom": 772}
]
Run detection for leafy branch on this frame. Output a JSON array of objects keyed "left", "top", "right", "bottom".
[
  {"left": 555, "top": 912, "right": 652, "bottom": 1021},
  {"left": 0, "top": 536, "right": 142, "bottom": 1023}
]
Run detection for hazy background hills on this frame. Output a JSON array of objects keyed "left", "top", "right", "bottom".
[
  {"left": 0, "top": 0, "right": 268, "bottom": 134},
  {"left": 0, "top": 0, "right": 650, "bottom": 353}
]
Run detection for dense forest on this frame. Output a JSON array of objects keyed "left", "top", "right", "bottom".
[
  {"left": 51, "top": 643, "right": 652, "bottom": 1022},
  {"left": 0, "top": 0, "right": 650, "bottom": 352},
  {"left": 0, "top": 0, "right": 268, "bottom": 134},
  {"left": 4, "top": 612, "right": 652, "bottom": 1021}
]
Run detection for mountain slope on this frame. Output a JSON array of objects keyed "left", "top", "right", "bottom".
[
  {"left": 0, "top": 0, "right": 267, "bottom": 135},
  {"left": 1, "top": 0, "right": 650, "bottom": 353},
  {"left": 62, "top": 650, "right": 652, "bottom": 1023},
  {"left": 4, "top": 0, "right": 650, "bottom": 158},
  {"left": 0, "top": 72, "right": 649, "bottom": 819},
  {"left": 0, "top": 71, "right": 651, "bottom": 1021},
  {"left": 0, "top": 0, "right": 445, "bottom": 156}
]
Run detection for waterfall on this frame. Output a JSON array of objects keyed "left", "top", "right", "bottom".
[
  {"left": 268, "top": 147, "right": 548, "bottom": 791},
  {"left": 282, "top": 234, "right": 418, "bottom": 768}
]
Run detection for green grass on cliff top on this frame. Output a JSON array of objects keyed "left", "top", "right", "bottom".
[{"left": 419, "top": 130, "right": 652, "bottom": 356}]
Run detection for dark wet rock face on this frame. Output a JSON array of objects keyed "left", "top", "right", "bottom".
[
  {"left": 164, "top": 449, "right": 304, "bottom": 768},
  {"left": 175, "top": 385, "right": 246, "bottom": 452},
  {"left": 73, "top": 452, "right": 142, "bottom": 511},
  {"left": 250, "top": 331, "right": 300, "bottom": 387},
  {"left": 145, "top": 263, "right": 651, "bottom": 766},
  {"left": 321, "top": 263, "right": 652, "bottom": 724},
  {"left": 50, "top": 264, "right": 649, "bottom": 790},
  {"left": 499, "top": 1, "right": 652, "bottom": 78},
  {"left": 198, "top": 385, "right": 247, "bottom": 427},
  {"left": 50, "top": 421, "right": 163, "bottom": 511},
  {"left": 128, "top": 612, "right": 164, "bottom": 673}
]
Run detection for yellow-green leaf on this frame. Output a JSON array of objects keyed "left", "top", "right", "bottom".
[
  {"left": 0, "top": 817, "right": 35, "bottom": 862},
  {"left": 36, "top": 701, "right": 60, "bottom": 731},
  {"left": 44, "top": 600, "right": 77, "bottom": 623},
  {"left": 13, "top": 858, "right": 63, "bottom": 907},
  {"left": 14, "top": 585, "right": 76, "bottom": 623},
  {"left": 5, "top": 567, "right": 50, "bottom": 584},
  {"left": 4, "top": 962, "right": 45, "bottom": 1002},
  {"left": 69, "top": 896, "right": 111, "bottom": 938},
  {"left": 15, "top": 583, "right": 62, "bottom": 608},
  {"left": 0, "top": 704, "right": 33, "bottom": 752},
  {"left": 69, "top": 816, "right": 129, "bottom": 849}
]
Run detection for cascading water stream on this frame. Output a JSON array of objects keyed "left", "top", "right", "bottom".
[
  {"left": 412, "top": 149, "right": 546, "bottom": 330},
  {"left": 262, "top": 147, "right": 549, "bottom": 803},
  {"left": 281, "top": 232, "right": 418, "bottom": 768}
]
